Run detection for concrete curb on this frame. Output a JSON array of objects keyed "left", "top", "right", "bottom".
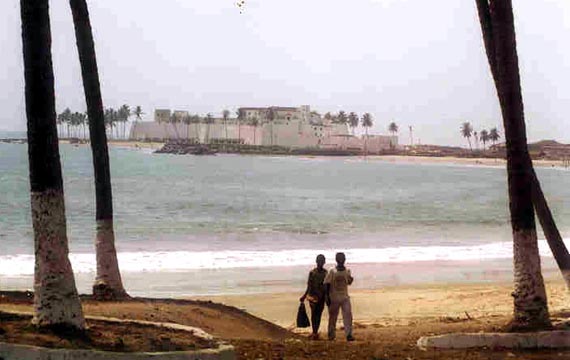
[
  {"left": 418, "top": 331, "right": 570, "bottom": 350},
  {"left": 0, "top": 311, "right": 235, "bottom": 360}
]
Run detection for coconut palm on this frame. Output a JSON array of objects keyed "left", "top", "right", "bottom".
[
  {"left": 461, "top": 122, "right": 473, "bottom": 151},
  {"left": 489, "top": 127, "right": 500, "bottom": 146},
  {"left": 21, "top": 0, "right": 85, "bottom": 329},
  {"left": 361, "top": 113, "right": 373, "bottom": 155},
  {"left": 133, "top": 106, "right": 143, "bottom": 122},
  {"left": 473, "top": 130, "right": 479, "bottom": 150},
  {"left": 480, "top": 129, "right": 490, "bottom": 151},
  {"left": 204, "top": 113, "right": 214, "bottom": 144},
  {"left": 251, "top": 116, "right": 260, "bottom": 145},
  {"left": 348, "top": 112, "right": 359, "bottom": 135},
  {"left": 183, "top": 114, "right": 192, "bottom": 140},
  {"left": 476, "top": 0, "right": 551, "bottom": 329},
  {"left": 388, "top": 122, "right": 398, "bottom": 136},
  {"left": 236, "top": 109, "right": 244, "bottom": 146},
  {"left": 69, "top": 0, "right": 128, "bottom": 299},
  {"left": 222, "top": 109, "right": 230, "bottom": 142},
  {"left": 337, "top": 110, "right": 348, "bottom": 125},
  {"left": 118, "top": 104, "right": 130, "bottom": 139}
]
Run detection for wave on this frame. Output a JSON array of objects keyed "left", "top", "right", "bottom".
[{"left": 1, "top": 239, "right": 568, "bottom": 276}]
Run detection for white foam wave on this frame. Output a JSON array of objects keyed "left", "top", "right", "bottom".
[{"left": 1, "top": 239, "right": 568, "bottom": 276}]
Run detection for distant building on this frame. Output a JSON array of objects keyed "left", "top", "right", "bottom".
[{"left": 131, "top": 105, "right": 399, "bottom": 152}]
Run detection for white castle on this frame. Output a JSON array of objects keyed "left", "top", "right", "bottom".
[{"left": 130, "top": 105, "right": 398, "bottom": 152}]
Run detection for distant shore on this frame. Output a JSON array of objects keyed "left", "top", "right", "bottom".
[{"left": 104, "top": 140, "right": 568, "bottom": 168}]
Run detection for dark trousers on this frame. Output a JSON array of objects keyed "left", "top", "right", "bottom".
[{"left": 309, "top": 300, "right": 325, "bottom": 334}]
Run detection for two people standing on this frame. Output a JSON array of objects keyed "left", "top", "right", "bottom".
[{"left": 300, "top": 252, "right": 355, "bottom": 341}]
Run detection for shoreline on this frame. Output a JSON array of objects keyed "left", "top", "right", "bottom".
[
  {"left": 103, "top": 140, "right": 567, "bottom": 168},
  {"left": 4, "top": 139, "right": 567, "bottom": 168},
  {"left": 198, "top": 278, "right": 570, "bottom": 329}
]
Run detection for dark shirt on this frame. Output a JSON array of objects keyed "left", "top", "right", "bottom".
[{"left": 307, "top": 268, "right": 327, "bottom": 302}]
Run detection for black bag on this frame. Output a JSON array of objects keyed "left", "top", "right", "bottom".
[{"left": 296, "top": 302, "right": 310, "bottom": 328}]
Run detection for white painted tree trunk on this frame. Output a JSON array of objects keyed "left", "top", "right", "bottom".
[
  {"left": 512, "top": 228, "right": 550, "bottom": 328},
  {"left": 31, "top": 189, "right": 85, "bottom": 329},
  {"left": 93, "top": 219, "right": 127, "bottom": 299}
]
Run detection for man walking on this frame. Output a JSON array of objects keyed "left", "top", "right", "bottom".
[
  {"left": 300, "top": 254, "right": 327, "bottom": 340},
  {"left": 324, "top": 252, "right": 354, "bottom": 341}
]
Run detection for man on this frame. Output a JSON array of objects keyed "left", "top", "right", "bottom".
[
  {"left": 300, "top": 254, "right": 328, "bottom": 340},
  {"left": 324, "top": 252, "right": 354, "bottom": 341}
]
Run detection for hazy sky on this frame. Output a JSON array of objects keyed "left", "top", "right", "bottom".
[{"left": 1, "top": 1, "right": 569, "bottom": 146}]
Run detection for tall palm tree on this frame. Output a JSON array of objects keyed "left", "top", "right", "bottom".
[
  {"left": 183, "top": 114, "right": 192, "bottom": 140},
  {"left": 408, "top": 125, "right": 414, "bottom": 146},
  {"left": 251, "top": 116, "right": 259, "bottom": 145},
  {"left": 461, "top": 121, "right": 473, "bottom": 151},
  {"left": 337, "top": 110, "right": 347, "bottom": 126},
  {"left": 361, "top": 113, "right": 373, "bottom": 155},
  {"left": 473, "top": 130, "right": 479, "bottom": 150},
  {"left": 21, "top": 0, "right": 85, "bottom": 328},
  {"left": 236, "top": 109, "right": 244, "bottom": 147},
  {"left": 70, "top": 0, "right": 128, "bottom": 299},
  {"left": 476, "top": 0, "right": 551, "bottom": 329},
  {"left": 205, "top": 113, "right": 214, "bottom": 144},
  {"left": 133, "top": 105, "right": 143, "bottom": 122},
  {"left": 489, "top": 127, "right": 500, "bottom": 146},
  {"left": 480, "top": 129, "right": 490, "bottom": 151},
  {"left": 388, "top": 122, "right": 398, "bottom": 136},
  {"left": 222, "top": 109, "right": 230, "bottom": 143},
  {"left": 348, "top": 112, "right": 359, "bottom": 135},
  {"left": 118, "top": 104, "right": 130, "bottom": 139}
]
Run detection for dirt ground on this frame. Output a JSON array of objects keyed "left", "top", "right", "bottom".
[
  {"left": 2, "top": 290, "right": 570, "bottom": 359},
  {"left": 0, "top": 311, "right": 214, "bottom": 352}
]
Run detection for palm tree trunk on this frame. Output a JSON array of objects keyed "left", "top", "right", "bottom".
[
  {"left": 69, "top": 0, "right": 128, "bottom": 300},
  {"left": 478, "top": 0, "right": 570, "bottom": 291},
  {"left": 21, "top": 0, "right": 85, "bottom": 329},
  {"left": 531, "top": 171, "right": 570, "bottom": 289},
  {"left": 476, "top": 0, "right": 550, "bottom": 330}
]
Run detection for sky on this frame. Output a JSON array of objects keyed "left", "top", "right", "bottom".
[{"left": 1, "top": 0, "right": 569, "bottom": 146}]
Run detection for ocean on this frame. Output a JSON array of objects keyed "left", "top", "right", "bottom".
[{"left": 1, "top": 141, "right": 569, "bottom": 297}]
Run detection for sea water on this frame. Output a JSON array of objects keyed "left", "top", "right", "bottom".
[{"left": 1, "top": 141, "right": 569, "bottom": 296}]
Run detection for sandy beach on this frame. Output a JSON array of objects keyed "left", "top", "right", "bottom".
[
  {"left": 3, "top": 279, "right": 569, "bottom": 359},
  {"left": 99, "top": 140, "right": 569, "bottom": 168},
  {"left": 201, "top": 279, "right": 570, "bottom": 330}
]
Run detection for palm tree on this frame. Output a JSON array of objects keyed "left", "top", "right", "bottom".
[
  {"left": 361, "top": 113, "right": 373, "bottom": 155},
  {"left": 133, "top": 105, "right": 143, "bottom": 122},
  {"left": 388, "top": 122, "right": 398, "bottom": 136},
  {"left": 251, "top": 116, "right": 259, "bottom": 145},
  {"left": 476, "top": 0, "right": 551, "bottom": 330},
  {"left": 21, "top": 0, "right": 85, "bottom": 328},
  {"left": 489, "top": 127, "right": 500, "bottom": 147},
  {"left": 236, "top": 109, "right": 244, "bottom": 147},
  {"left": 222, "top": 109, "right": 230, "bottom": 143},
  {"left": 408, "top": 125, "right": 414, "bottom": 146},
  {"left": 473, "top": 130, "right": 479, "bottom": 150},
  {"left": 70, "top": 0, "right": 128, "bottom": 299},
  {"left": 337, "top": 110, "right": 347, "bottom": 125},
  {"left": 348, "top": 112, "right": 359, "bottom": 135},
  {"left": 461, "top": 122, "right": 473, "bottom": 151},
  {"left": 170, "top": 113, "right": 181, "bottom": 139},
  {"left": 118, "top": 104, "right": 130, "bottom": 139},
  {"left": 183, "top": 114, "right": 192, "bottom": 140},
  {"left": 480, "top": 129, "right": 490, "bottom": 151},
  {"left": 205, "top": 113, "right": 214, "bottom": 144}
]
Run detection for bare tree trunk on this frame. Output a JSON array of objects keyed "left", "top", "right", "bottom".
[
  {"left": 476, "top": 0, "right": 550, "bottom": 330},
  {"left": 69, "top": 0, "right": 128, "bottom": 300},
  {"left": 21, "top": 0, "right": 85, "bottom": 329}
]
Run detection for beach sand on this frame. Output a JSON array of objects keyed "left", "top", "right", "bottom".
[
  {"left": 200, "top": 279, "right": 570, "bottom": 330},
  {"left": 2, "top": 279, "right": 569, "bottom": 359},
  {"left": 100, "top": 140, "right": 568, "bottom": 168}
]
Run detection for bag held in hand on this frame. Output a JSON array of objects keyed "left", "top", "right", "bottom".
[{"left": 296, "top": 302, "right": 310, "bottom": 328}]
